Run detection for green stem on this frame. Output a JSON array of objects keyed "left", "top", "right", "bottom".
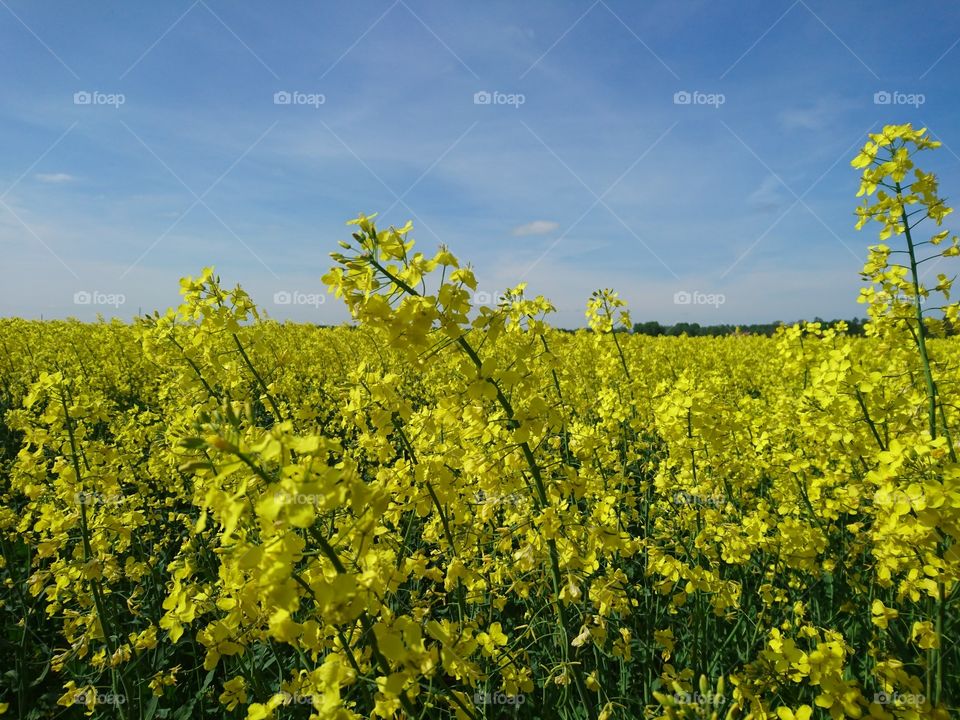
[
  {"left": 897, "top": 178, "right": 947, "bottom": 704},
  {"left": 897, "top": 181, "right": 938, "bottom": 440},
  {"left": 232, "top": 333, "right": 287, "bottom": 425}
]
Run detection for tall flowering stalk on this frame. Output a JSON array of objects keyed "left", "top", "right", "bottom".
[
  {"left": 852, "top": 123, "right": 960, "bottom": 448},
  {"left": 852, "top": 123, "right": 960, "bottom": 704}
]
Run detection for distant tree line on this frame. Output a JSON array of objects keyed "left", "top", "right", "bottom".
[
  {"left": 631, "top": 318, "right": 869, "bottom": 337},
  {"left": 631, "top": 317, "right": 960, "bottom": 337},
  {"left": 326, "top": 318, "right": 960, "bottom": 338}
]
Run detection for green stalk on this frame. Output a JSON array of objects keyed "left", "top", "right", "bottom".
[
  {"left": 896, "top": 180, "right": 938, "bottom": 440},
  {"left": 896, "top": 179, "right": 945, "bottom": 703},
  {"left": 232, "top": 333, "right": 287, "bottom": 425}
]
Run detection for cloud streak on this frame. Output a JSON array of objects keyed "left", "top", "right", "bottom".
[
  {"left": 34, "top": 172, "right": 75, "bottom": 183},
  {"left": 512, "top": 220, "right": 560, "bottom": 236}
]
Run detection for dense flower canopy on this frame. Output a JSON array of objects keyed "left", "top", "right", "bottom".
[{"left": 0, "top": 124, "right": 958, "bottom": 719}]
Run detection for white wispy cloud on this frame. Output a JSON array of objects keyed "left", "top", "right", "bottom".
[
  {"left": 778, "top": 97, "right": 857, "bottom": 132},
  {"left": 34, "top": 172, "right": 75, "bottom": 183},
  {"left": 512, "top": 220, "right": 560, "bottom": 236},
  {"left": 747, "top": 175, "right": 788, "bottom": 213}
]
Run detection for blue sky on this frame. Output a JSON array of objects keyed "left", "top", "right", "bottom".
[{"left": 1, "top": 0, "right": 959, "bottom": 326}]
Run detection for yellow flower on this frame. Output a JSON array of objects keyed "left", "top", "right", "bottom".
[
  {"left": 654, "top": 629, "right": 675, "bottom": 660},
  {"left": 871, "top": 599, "right": 899, "bottom": 629},
  {"left": 777, "top": 706, "right": 812, "bottom": 720},
  {"left": 219, "top": 676, "right": 248, "bottom": 712},
  {"left": 911, "top": 621, "right": 940, "bottom": 649}
]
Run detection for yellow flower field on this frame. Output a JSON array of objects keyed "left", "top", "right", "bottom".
[{"left": 0, "top": 125, "right": 958, "bottom": 719}]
